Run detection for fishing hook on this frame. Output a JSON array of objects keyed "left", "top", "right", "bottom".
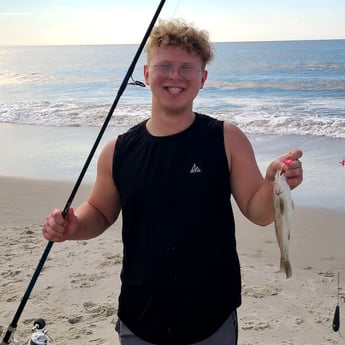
[{"left": 0, "top": 1, "right": 166, "bottom": 344}]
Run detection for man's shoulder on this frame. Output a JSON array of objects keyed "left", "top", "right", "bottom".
[{"left": 117, "top": 119, "right": 148, "bottom": 143}]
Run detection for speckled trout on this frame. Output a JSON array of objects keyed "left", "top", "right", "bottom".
[{"left": 273, "top": 170, "right": 294, "bottom": 279}]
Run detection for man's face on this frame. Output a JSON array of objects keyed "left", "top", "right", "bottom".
[{"left": 144, "top": 46, "right": 208, "bottom": 114}]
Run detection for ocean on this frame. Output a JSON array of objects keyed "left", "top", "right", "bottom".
[{"left": 0, "top": 40, "right": 344, "bottom": 210}]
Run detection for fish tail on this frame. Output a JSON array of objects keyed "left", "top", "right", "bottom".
[
  {"left": 279, "top": 258, "right": 285, "bottom": 273},
  {"left": 280, "top": 258, "right": 292, "bottom": 279},
  {"left": 285, "top": 260, "right": 292, "bottom": 279}
]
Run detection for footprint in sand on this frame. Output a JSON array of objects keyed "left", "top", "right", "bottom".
[
  {"left": 242, "top": 285, "right": 282, "bottom": 298},
  {"left": 68, "top": 315, "right": 83, "bottom": 324},
  {"left": 70, "top": 272, "right": 105, "bottom": 288},
  {"left": 83, "top": 301, "right": 117, "bottom": 319},
  {"left": 241, "top": 318, "right": 270, "bottom": 331},
  {"left": 98, "top": 253, "right": 122, "bottom": 268},
  {"left": 1, "top": 270, "right": 22, "bottom": 279}
]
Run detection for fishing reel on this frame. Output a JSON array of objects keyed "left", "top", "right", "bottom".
[{"left": 9, "top": 319, "right": 55, "bottom": 345}]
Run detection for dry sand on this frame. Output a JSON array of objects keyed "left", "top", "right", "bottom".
[{"left": 1, "top": 176, "right": 344, "bottom": 345}]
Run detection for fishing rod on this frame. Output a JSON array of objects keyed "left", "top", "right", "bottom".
[{"left": 1, "top": 1, "right": 166, "bottom": 344}]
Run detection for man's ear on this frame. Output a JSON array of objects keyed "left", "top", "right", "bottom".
[
  {"left": 200, "top": 69, "right": 208, "bottom": 89},
  {"left": 144, "top": 64, "right": 150, "bottom": 86}
]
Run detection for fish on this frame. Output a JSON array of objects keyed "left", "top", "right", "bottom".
[{"left": 273, "top": 169, "right": 294, "bottom": 279}]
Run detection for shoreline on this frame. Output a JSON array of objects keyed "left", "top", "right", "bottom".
[
  {"left": 1, "top": 174, "right": 343, "bottom": 211},
  {"left": 1, "top": 123, "right": 345, "bottom": 211}
]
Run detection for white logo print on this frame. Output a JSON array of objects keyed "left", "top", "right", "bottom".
[{"left": 190, "top": 163, "right": 202, "bottom": 174}]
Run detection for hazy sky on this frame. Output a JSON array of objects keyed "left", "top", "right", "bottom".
[{"left": 1, "top": 0, "right": 344, "bottom": 46}]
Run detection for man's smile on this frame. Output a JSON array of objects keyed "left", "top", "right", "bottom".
[{"left": 165, "top": 87, "right": 184, "bottom": 94}]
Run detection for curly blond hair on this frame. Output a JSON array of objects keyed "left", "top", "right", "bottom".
[{"left": 146, "top": 19, "right": 214, "bottom": 66}]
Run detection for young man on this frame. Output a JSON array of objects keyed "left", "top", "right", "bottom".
[{"left": 43, "top": 19, "right": 303, "bottom": 345}]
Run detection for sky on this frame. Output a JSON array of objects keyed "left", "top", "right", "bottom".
[{"left": 0, "top": 0, "right": 344, "bottom": 46}]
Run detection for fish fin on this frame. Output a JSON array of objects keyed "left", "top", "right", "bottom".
[{"left": 278, "top": 258, "right": 285, "bottom": 273}]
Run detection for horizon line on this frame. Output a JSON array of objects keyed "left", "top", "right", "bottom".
[{"left": 1, "top": 37, "right": 344, "bottom": 48}]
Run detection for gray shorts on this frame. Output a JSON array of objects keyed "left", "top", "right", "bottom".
[{"left": 115, "top": 310, "right": 238, "bottom": 345}]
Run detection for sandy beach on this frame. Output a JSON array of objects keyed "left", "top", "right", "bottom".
[{"left": 0, "top": 176, "right": 344, "bottom": 345}]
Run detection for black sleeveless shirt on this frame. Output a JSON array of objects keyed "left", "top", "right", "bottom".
[{"left": 113, "top": 113, "right": 241, "bottom": 344}]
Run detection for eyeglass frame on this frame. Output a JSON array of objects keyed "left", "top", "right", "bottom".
[{"left": 149, "top": 63, "right": 205, "bottom": 80}]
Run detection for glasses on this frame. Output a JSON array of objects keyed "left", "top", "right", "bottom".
[{"left": 150, "top": 64, "right": 204, "bottom": 80}]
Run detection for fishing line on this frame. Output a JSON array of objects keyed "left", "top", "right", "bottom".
[
  {"left": 171, "top": 0, "right": 182, "bottom": 17},
  {"left": 0, "top": 1, "right": 166, "bottom": 344}
]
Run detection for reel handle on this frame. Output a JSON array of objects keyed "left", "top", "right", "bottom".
[{"left": 32, "top": 320, "right": 45, "bottom": 331}]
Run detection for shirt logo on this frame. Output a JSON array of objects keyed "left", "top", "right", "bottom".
[{"left": 190, "top": 163, "right": 202, "bottom": 174}]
